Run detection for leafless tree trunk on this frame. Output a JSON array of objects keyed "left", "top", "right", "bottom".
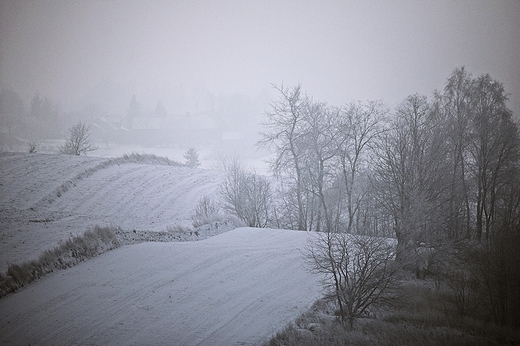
[{"left": 259, "top": 84, "right": 309, "bottom": 230}]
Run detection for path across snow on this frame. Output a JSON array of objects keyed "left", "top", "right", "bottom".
[{"left": 0, "top": 227, "right": 323, "bottom": 345}]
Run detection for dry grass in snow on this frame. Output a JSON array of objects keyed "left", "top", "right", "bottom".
[{"left": 0, "top": 225, "right": 120, "bottom": 297}]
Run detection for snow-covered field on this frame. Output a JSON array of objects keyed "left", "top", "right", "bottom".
[
  {"left": 0, "top": 152, "right": 322, "bottom": 345},
  {"left": 0, "top": 228, "right": 321, "bottom": 345},
  {"left": 0, "top": 152, "right": 223, "bottom": 272}
]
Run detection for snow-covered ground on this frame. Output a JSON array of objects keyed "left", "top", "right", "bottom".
[
  {"left": 0, "top": 228, "right": 321, "bottom": 345},
  {"left": 0, "top": 152, "right": 223, "bottom": 272},
  {"left": 0, "top": 152, "right": 322, "bottom": 345}
]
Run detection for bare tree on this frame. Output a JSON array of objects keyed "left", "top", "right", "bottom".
[
  {"left": 299, "top": 101, "right": 344, "bottom": 232},
  {"left": 372, "top": 94, "right": 448, "bottom": 259},
  {"left": 259, "top": 84, "right": 309, "bottom": 230},
  {"left": 336, "top": 101, "right": 386, "bottom": 233},
  {"left": 192, "top": 195, "right": 220, "bottom": 227},
  {"left": 305, "top": 231, "right": 399, "bottom": 328},
  {"left": 219, "top": 158, "right": 273, "bottom": 228},
  {"left": 434, "top": 67, "right": 474, "bottom": 238},
  {"left": 59, "top": 122, "right": 98, "bottom": 156},
  {"left": 469, "top": 74, "right": 518, "bottom": 240},
  {"left": 433, "top": 68, "right": 520, "bottom": 241}
]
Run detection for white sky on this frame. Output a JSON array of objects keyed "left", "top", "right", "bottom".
[{"left": 1, "top": 0, "right": 519, "bottom": 115}]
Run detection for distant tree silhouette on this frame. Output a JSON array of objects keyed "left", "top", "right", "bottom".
[
  {"left": 28, "top": 93, "right": 61, "bottom": 139},
  {"left": 184, "top": 148, "right": 200, "bottom": 168},
  {"left": 154, "top": 100, "right": 167, "bottom": 117},
  {"left": 125, "top": 95, "right": 141, "bottom": 128},
  {"left": 0, "top": 89, "right": 24, "bottom": 147}
]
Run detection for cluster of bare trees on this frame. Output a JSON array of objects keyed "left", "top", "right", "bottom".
[
  {"left": 219, "top": 158, "right": 273, "bottom": 228},
  {"left": 381, "top": 69, "right": 519, "bottom": 249},
  {"left": 214, "top": 67, "right": 519, "bottom": 326},
  {"left": 260, "top": 68, "right": 519, "bottom": 246},
  {"left": 253, "top": 68, "right": 520, "bottom": 327},
  {"left": 259, "top": 84, "right": 386, "bottom": 235}
]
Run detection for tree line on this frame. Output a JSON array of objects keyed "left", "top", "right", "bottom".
[
  {"left": 217, "top": 67, "right": 519, "bottom": 327},
  {"left": 260, "top": 67, "right": 519, "bottom": 253}
]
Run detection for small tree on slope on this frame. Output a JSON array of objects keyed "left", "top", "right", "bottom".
[
  {"left": 305, "top": 232, "right": 400, "bottom": 328},
  {"left": 184, "top": 148, "right": 201, "bottom": 168},
  {"left": 59, "top": 122, "right": 98, "bottom": 156}
]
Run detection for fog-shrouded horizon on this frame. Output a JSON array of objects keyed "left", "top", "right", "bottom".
[{"left": 1, "top": 0, "right": 519, "bottom": 118}]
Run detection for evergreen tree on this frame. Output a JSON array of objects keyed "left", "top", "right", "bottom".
[
  {"left": 184, "top": 148, "right": 201, "bottom": 168},
  {"left": 154, "top": 100, "right": 167, "bottom": 117}
]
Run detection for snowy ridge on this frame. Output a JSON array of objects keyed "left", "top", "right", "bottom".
[{"left": 0, "top": 152, "right": 222, "bottom": 272}]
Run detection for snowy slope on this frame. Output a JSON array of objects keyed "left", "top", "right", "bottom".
[
  {"left": 0, "top": 228, "right": 322, "bottom": 345},
  {"left": 0, "top": 152, "right": 223, "bottom": 272},
  {"left": 0, "top": 152, "right": 323, "bottom": 344}
]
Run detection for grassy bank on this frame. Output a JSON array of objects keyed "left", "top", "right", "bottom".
[{"left": 0, "top": 226, "right": 121, "bottom": 298}]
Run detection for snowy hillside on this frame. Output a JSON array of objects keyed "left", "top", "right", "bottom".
[
  {"left": 0, "top": 152, "right": 223, "bottom": 272},
  {"left": 0, "top": 152, "right": 323, "bottom": 345},
  {"left": 0, "top": 227, "right": 322, "bottom": 345}
]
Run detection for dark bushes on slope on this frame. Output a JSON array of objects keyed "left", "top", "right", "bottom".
[
  {"left": 119, "top": 152, "right": 182, "bottom": 166},
  {"left": 0, "top": 225, "right": 120, "bottom": 298}
]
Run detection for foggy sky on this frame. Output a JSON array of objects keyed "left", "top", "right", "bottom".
[{"left": 1, "top": 0, "right": 519, "bottom": 116}]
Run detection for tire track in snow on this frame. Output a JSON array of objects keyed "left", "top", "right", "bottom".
[{"left": 0, "top": 153, "right": 106, "bottom": 211}]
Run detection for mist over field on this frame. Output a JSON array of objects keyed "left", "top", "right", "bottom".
[
  {"left": 1, "top": 0, "right": 519, "bottom": 159},
  {"left": 1, "top": 1, "right": 520, "bottom": 345}
]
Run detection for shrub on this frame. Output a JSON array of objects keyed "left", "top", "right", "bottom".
[
  {"left": 192, "top": 195, "right": 220, "bottom": 227},
  {"left": 166, "top": 225, "right": 192, "bottom": 234},
  {"left": 27, "top": 141, "right": 37, "bottom": 153},
  {"left": 264, "top": 279, "right": 520, "bottom": 346},
  {"left": 119, "top": 152, "right": 181, "bottom": 166},
  {"left": 305, "top": 232, "right": 400, "bottom": 328}
]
